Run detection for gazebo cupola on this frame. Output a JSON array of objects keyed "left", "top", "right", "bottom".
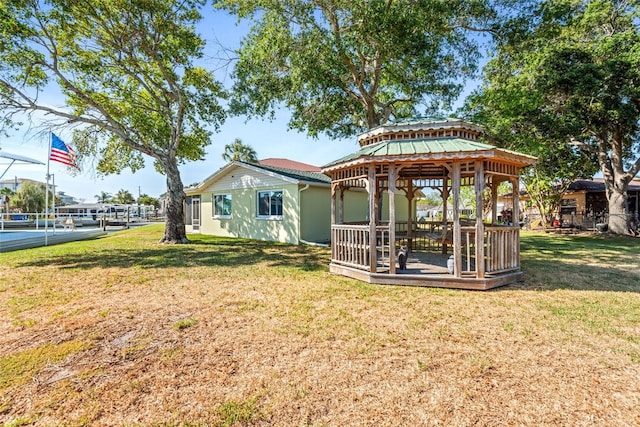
[
  {"left": 322, "top": 117, "right": 536, "bottom": 290},
  {"left": 357, "top": 117, "right": 483, "bottom": 147}
]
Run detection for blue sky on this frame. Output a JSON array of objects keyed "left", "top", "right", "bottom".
[{"left": 0, "top": 7, "right": 480, "bottom": 203}]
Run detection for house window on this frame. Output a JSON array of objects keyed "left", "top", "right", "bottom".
[
  {"left": 560, "top": 198, "right": 577, "bottom": 216},
  {"left": 257, "top": 190, "right": 283, "bottom": 218},
  {"left": 213, "top": 194, "right": 232, "bottom": 218}
]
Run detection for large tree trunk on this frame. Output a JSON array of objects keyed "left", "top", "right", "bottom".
[
  {"left": 160, "top": 157, "right": 188, "bottom": 244},
  {"left": 598, "top": 135, "right": 633, "bottom": 235},
  {"left": 605, "top": 178, "right": 629, "bottom": 235}
]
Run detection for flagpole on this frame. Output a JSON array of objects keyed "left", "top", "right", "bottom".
[
  {"left": 45, "top": 131, "right": 51, "bottom": 246},
  {"left": 52, "top": 173, "right": 56, "bottom": 235},
  {"left": 46, "top": 131, "right": 79, "bottom": 242}
]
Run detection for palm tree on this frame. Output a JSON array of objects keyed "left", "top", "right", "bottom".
[
  {"left": 115, "top": 189, "right": 135, "bottom": 204},
  {"left": 221, "top": 138, "right": 258, "bottom": 163},
  {"left": 95, "top": 191, "right": 112, "bottom": 203},
  {"left": 0, "top": 187, "right": 14, "bottom": 211},
  {"left": 137, "top": 193, "right": 159, "bottom": 208}
]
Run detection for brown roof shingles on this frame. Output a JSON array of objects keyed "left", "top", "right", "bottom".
[{"left": 258, "top": 158, "right": 321, "bottom": 172}]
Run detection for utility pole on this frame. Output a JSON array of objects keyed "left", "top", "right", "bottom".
[{"left": 137, "top": 186, "right": 141, "bottom": 219}]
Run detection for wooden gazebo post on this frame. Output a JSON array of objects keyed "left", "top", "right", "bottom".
[
  {"left": 338, "top": 184, "right": 345, "bottom": 224},
  {"left": 475, "top": 161, "right": 486, "bottom": 279},
  {"left": 406, "top": 176, "right": 414, "bottom": 243},
  {"left": 388, "top": 166, "right": 397, "bottom": 274},
  {"left": 451, "top": 161, "right": 462, "bottom": 278},
  {"left": 511, "top": 177, "right": 520, "bottom": 224},
  {"left": 330, "top": 182, "right": 338, "bottom": 262},
  {"left": 490, "top": 177, "right": 499, "bottom": 225},
  {"left": 511, "top": 177, "right": 521, "bottom": 264},
  {"left": 331, "top": 183, "right": 337, "bottom": 225},
  {"left": 441, "top": 171, "right": 449, "bottom": 255},
  {"left": 368, "top": 164, "right": 377, "bottom": 273}
]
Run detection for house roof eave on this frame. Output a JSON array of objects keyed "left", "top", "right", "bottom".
[
  {"left": 186, "top": 161, "right": 331, "bottom": 195},
  {"left": 321, "top": 138, "right": 536, "bottom": 173},
  {"left": 232, "top": 161, "right": 301, "bottom": 184},
  {"left": 356, "top": 117, "right": 484, "bottom": 141},
  {"left": 322, "top": 149, "right": 536, "bottom": 175},
  {"left": 184, "top": 162, "right": 238, "bottom": 195}
]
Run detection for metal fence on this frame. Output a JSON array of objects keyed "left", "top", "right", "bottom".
[
  {"left": 522, "top": 212, "right": 639, "bottom": 234},
  {"left": 0, "top": 209, "right": 163, "bottom": 231}
]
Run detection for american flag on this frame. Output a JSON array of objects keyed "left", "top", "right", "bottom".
[{"left": 50, "top": 133, "right": 79, "bottom": 170}]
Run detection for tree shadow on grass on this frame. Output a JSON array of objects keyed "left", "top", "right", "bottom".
[
  {"left": 13, "top": 236, "right": 330, "bottom": 272},
  {"left": 504, "top": 233, "right": 640, "bottom": 293},
  {"left": 512, "top": 262, "right": 640, "bottom": 293},
  {"left": 12, "top": 230, "right": 638, "bottom": 292}
]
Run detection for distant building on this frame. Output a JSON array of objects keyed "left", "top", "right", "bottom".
[
  {"left": 56, "top": 191, "right": 78, "bottom": 205},
  {"left": 561, "top": 178, "right": 640, "bottom": 219},
  {"left": 500, "top": 177, "right": 640, "bottom": 228},
  {"left": 0, "top": 177, "right": 78, "bottom": 206},
  {"left": 0, "top": 177, "right": 43, "bottom": 192}
]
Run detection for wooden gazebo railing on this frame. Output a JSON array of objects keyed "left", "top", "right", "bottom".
[
  {"left": 331, "top": 223, "right": 390, "bottom": 271},
  {"left": 330, "top": 223, "right": 520, "bottom": 276},
  {"left": 484, "top": 226, "right": 520, "bottom": 274}
]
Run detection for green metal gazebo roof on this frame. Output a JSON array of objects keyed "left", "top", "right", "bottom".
[{"left": 323, "top": 137, "right": 535, "bottom": 170}]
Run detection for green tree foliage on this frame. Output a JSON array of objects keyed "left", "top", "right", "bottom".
[
  {"left": 465, "top": 0, "right": 640, "bottom": 233},
  {"left": 0, "top": 187, "right": 14, "bottom": 212},
  {"left": 138, "top": 194, "right": 159, "bottom": 208},
  {"left": 94, "top": 191, "right": 113, "bottom": 204},
  {"left": 115, "top": 189, "right": 135, "bottom": 204},
  {"left": 221, "top": 138, "right": 258, "bottom": 163},
  {"left": 0, "top": 0, "right": 226, "bottom": 243},
  {"left": 216, "top": 0, "right": 497, "bottom": 138},
  {"left": 13, "top": 182, "right": 52, "bottom": 213},
  {"left": 418, "top": 190, "right": 444, "bottom": 209},
  {"left": 0, "top": 187, "right": 14, "bottom": 200}
]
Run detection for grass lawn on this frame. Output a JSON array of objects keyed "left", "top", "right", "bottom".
[{"left": 1, "top": 224, "right": 639, "bottom": 426}]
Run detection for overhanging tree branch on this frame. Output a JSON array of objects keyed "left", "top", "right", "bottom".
[{"left": 1, "top": 0, "right": 225, "bottom": 244}]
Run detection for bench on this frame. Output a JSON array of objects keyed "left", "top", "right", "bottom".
[
  {"left": 103, "top": 219, "right": 129, "bottom": 229},
  {"left": 62, "top": 218, "right": 77, "bottom": 230}
]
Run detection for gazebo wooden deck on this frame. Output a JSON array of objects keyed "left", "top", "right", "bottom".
[{"left": 321, "top": 118, "right": 536, "bottom": 290}]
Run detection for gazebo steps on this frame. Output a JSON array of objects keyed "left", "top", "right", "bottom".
[{"left": 329, "top": 263, "right": 523, "bottom": 291}]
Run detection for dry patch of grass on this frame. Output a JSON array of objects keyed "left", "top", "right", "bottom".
[{"left": 1, "top": 225, "right": 639, "bottom": 426}]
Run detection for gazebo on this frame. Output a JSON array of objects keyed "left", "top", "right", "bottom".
[{"left": 321, "top": 117, "right": 536, "bottom": 290}]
